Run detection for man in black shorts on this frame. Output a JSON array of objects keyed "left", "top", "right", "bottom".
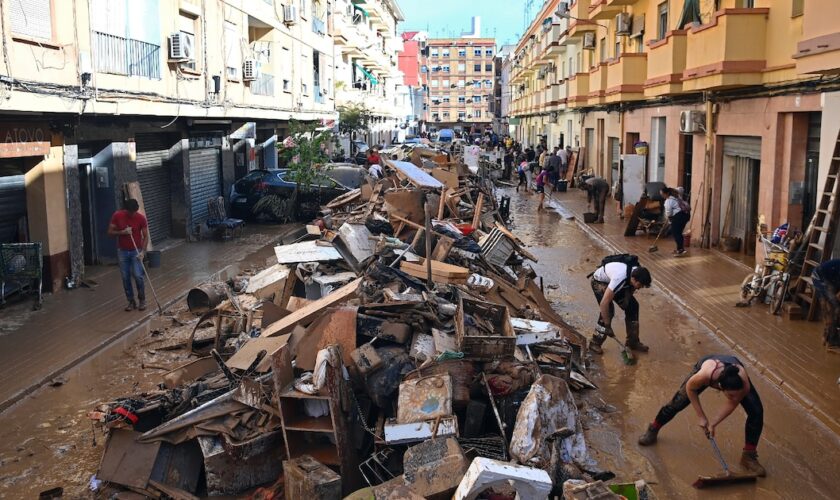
[{"left": 638, "top": 354, "right": 766, "bottom": 476}]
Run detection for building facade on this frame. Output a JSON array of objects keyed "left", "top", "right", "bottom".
[
  {"left": 510, "top": 0, "right": 840, "bottom": 262},
  {"left": 493, "top": 45, "right": 515, "bottom": 135},
  {"left": 425, "top": 38, "right": 497, "bottom": 134},
  {"left": 332, "top": 0, "right": 408, "bottom": 147},
  {"left": 398, "top": 31, "right": 429, "bottom": 136},
  {"left": 0, "top": 0, "right": 338, "bottom": 293}
]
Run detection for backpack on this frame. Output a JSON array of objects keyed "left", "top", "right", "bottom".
[
  {"left": 677, "top": 197, "right": 691, "bottom": 215},
  {"left": 587, "top": 254, "right": 640, "bottom": 290}
]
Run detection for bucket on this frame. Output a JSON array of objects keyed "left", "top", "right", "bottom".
[
  {"left": 583, "top": 212, "right": 598, "bottom": 224},
  {"left": 682, "top": 234, "right": 691, "bottom": 248},
  {"left": 146, "top": 250, "right": 161, "bottom": 268},
  {"left": 187, "top": 282, "right": 228, "bottom": 313},
  {"left": 556, "top": 180, "right": 568, "bottom": 192}
]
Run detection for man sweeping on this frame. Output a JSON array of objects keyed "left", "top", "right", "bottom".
[
  {"left": 589, "top": 256, "right": 652, "bottom": 354},
  {"left": 638, "top": 354, "right": 766, "bottom": 477},
  {"left": 812, "top": 259, "right": 840, "bottom": 351},
  {"left": 108, "top": 199, "right": 149, "bottom": 311}
]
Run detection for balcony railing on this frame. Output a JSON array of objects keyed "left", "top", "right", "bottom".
[
  {"left": 92, "top": 31, "right": 160, "bottom": 79},
  {"left": 251, "top": 73, "right": 275, "bottom": 96}
]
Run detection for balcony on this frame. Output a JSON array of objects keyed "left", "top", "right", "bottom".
[
  {"left": 567, "top": 0, "right": 599, "bottom": 40},
  {"left": 682, "top": 8, "right": 769, "bottom": 92},
  {"left": 588, "top": 0, "right": 622, "bottom": 21},
  {"left": 251, "top": 73, "right": 275, "bottom": 97},
  {"left": 605, "top": 53, "right": 646, "bottom": 103},
  {"left": 92, "top": 31, "right": 161, "bottom": 79},
  {"left": 644, "top": 29, "right": 688, "bottom": 97},
  {"left": 794, "top": 0, "right": 840, "bottom": 75},
  {"left": 548, "top": 81, "right": 567, "bottom": 108},
  {"left": 567, "top": 73, "right": 590, "bottom": 108},
  {"left": 538, "top": 24, "right": 566, "bottom": 62},
  {"left": 587, "top": 62, "right": 609, "bottom": 105}
]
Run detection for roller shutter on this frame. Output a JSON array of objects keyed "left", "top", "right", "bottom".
[
  {"left": 722, "top": 136, "right": 761, "bottom": 160},
  {"left": 135, "top": 134, "right": 175, "bottom": 244},
  {"left": 188, "top": 148, "right": 221, "bottom": 225},
  {"left": 0, "top": 176, "right": 26, "bottom": 243}
]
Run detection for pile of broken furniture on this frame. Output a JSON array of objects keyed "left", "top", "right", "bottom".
[{"left": 88, "top": 147, "right": 655, "bottom": 499}]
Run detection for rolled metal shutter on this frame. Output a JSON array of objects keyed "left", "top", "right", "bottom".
[
  {"left": 722, "top": 136, "right": 761, "bottom": 160},
  {"left": 189, "top": 148, "right": 221, "bottom": 225},
  {"left": 135, "top": 134, "right": 175, "bottom": 244},
  {"left": 0, "top": 176, "right": 26, "bottom": 243}
]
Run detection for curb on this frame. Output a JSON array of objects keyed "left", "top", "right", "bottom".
[{"left": 564, "top": 203, "right": 840, "bottom": 437}]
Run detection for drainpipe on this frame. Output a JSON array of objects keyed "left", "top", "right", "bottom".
[{"left": 701, "top": 92, "right": 715, "bottom": 249}]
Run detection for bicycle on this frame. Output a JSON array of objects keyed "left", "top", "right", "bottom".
[{"left": 737, "top": 235, "right": 791, "bottom": 315}]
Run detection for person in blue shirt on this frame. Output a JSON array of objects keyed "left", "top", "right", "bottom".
[{"left": 812, "top": 259, "right": 840, "bottom": 349}]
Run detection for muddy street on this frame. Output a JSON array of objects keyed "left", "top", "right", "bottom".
[{"left": 503, "top": 186, "right": 840, "bottom": 499}]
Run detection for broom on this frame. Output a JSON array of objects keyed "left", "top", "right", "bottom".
[
  {"left": 692, "top": 436, "right": 758, "bottom": 488},
  {"left": 648, "top": 221, "right": 670, "bottom": 253}
]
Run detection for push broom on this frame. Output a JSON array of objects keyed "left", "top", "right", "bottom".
[{"left": 692, "top": 436, "right": 758, "bottom": 488}]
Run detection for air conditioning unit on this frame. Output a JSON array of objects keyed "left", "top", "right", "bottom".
[
  {"left": 615, "top": 13, "right": 632, "bottom": 35},
  {"left": 169, "top": 32, "right": 194, "bottom": 61},
  {"left": 680, "top": 110, "right": 705, "bottom": 134},
  {"left": 583, "top": 32, "right": 596, "bottom": 50},
  {"left": 557, "top": 2, "right": 570, "bottom": 16},
  {"left": 243, "top": 59, "right": 258, "bottom": 81},
  {"left": 283, "top": 5, "right": 297, "bottom": 25}
]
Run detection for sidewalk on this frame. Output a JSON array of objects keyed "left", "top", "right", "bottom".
[
  {"left": 0, "top": 226, "right": 289, "bottom": 412},
  {"left": 548, "top": 190, "right": 840, "bottom": 436}
]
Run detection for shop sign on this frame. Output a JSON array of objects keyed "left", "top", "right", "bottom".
[{"left": 0, "top": 123, "right": 50, "bottom": 158}]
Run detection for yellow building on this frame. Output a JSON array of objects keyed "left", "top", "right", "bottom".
[
  {"left": 0, "top": 0, "right": 338, "bottom": 290},
  {"left": 510, "top": 0, "right": 840, "bottom": 261}
]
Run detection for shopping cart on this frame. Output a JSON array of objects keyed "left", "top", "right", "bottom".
[{"left": 0, "top": 242, "right": 43, "bottom": 310}]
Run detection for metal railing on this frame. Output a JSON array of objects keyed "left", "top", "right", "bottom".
[
  {"left": 252, "top": 73, "right": 275, "bottom": 96},
  {"left": 92, "top": 31, "right": 161, "bottom": 79}
]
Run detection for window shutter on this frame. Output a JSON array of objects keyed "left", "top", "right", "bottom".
[
  {"left": 11, "top": 0, "right": 52, "bottom": 40},
  {"left": 791, "top": 0, "right": 804, "bottom": 17}
]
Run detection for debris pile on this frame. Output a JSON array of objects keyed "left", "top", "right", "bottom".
[{"left": 87, "top": 146, "right": 657, "bottom": 499}]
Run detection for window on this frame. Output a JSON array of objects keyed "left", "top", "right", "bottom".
[
  {"left": 474, "top": 110, "right": 481, "bottom": 118},
  {"left": 442, "top": 49, "right": 450, "bottom": 57},
  {"left": 472, "top": 95, "right": 481, "bottom": 103},
  {"left": 485, "top": 48, "right": 494, "bottom": 56},
  {"left": 458, "top": 96, "right": 466, "bottom": 103},
  {"left": 10, "top": 0, "right": 52, "bottom": 41},
  {"left": 484, "top": 94, "right": 490, "bottom": 101},
  {"left": 442, "top": 65, "right": 450, "bottom": 72},
  {"left": 657, "top": 2, "right": 669, "bottom": 41},
  {"left": 615, "top": 39, "right": 621, "bottom": 59},
  {"left": 485, "top": 64, "right": 492, "bottom": 72},
  {"left": 313, "top": 50, "right": 323, "bottom": 103},
  {"left": 442, "top": 79, "right": 450, "bottom": 87},
  {"left": 458, "top": 63, "right": 466, "bottom": 72},
  {"left": 599, "top": 37, "right": 606, "bottom": 63},
  {"left": 224, "top": 21, "right": 241, "bottom": 80},
  {"left": 636, "top": 35, "right": 645, "bottom": 54},
  {"left": 431, "top": 80, "right": 439, "bottom": 87},
  {"left": 792, "top": 0, "right": 804, "bottom": 16},
  {"left": 421, "top": 65, "right": 428, "bottom": 73},
  {"left": 474, "top": 48, "right": 482, "bottom": 57},
  {"left": 458, "top": 48, "right": 467, "bottom": 57},
  {"left": 178, "top": 13, "right": 200, "bottom": 71},
  {"left": 474, "top": 64, "right": 482, "bottom": 72},
  {"left": 432, "top": 112, "right": 440, "bottom": 120},
  {"left": 311, "top": 0, "right": 326, "bottom": 34},
  {"left": 457, "top": 79, "right": 465, "bottom": 87},
  {"left": 431, "top": 48, "right": 439, "bottom": 57},
  {"left": 283, "top": 79, "right": 290, "bottom": 92},
  {"left": 443, "top": 111, "right": 450, "bottom": 118},
  {"left": 458, "top": 111, "right": 466, "bottom": 120},
  {"left": 442, "top": 96, "right": 450, "bottom": 103}
]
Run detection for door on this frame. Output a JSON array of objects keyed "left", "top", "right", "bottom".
[
  {"left": 608, "top": 137, "right": 620, "bottom": 186},
  {"left": 803, "top": 112, "right": 821, "bottom": 229},
  {"left": 0, "top": 174, "right": 26, "bottom": 243},
  {"left": 649, "top": 117, "right": 666, "bottom": 181},
  {"left": 189, "top": 148, "right": 222, "bottom": 226},
  {"left": 682, "top": 134, "right": 693, "bottom": 202},
  {"left": 135, "top": 134, "right": 176, "bottom": 245},
  {"left": 89, "top": 145, "right": 120, "bottom": 263},
  {"left": 585, "top": 128, "right": 595, "bottom": 171},
  {"left": 728, "top": 156, "right": 760, "bottom": 255}
]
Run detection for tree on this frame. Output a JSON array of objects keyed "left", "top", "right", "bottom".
[{"left": 338, "top": 103, "right": 372, "bottom": 154}]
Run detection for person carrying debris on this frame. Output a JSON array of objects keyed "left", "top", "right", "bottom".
[
  {"left": 661, "top": 186, "right": 691, "bottom": 256},
  {"left": 584, "top": 176, "right": 610, "bottom": 224},
  {"left": 108, "top": 199, "right": 149, "bottom": 311},
  {"left": 638, "top": 354, "right": 766, "bottom": 477},
  {"left": 589, "top": 255, "right": 652, "bottom": 354},
  {"left": 812, "top": 259, "right": 840, "bottom": 350}
]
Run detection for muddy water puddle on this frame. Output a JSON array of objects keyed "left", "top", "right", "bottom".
[{"left": 503, "top": 187, "right": 839, "bottom": 499}]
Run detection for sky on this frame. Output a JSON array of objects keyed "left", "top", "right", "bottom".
[{"left": 397, "top": 0, "right": 534, "bottom": 48}]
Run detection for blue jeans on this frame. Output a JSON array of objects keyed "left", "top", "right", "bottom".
[{"left": 118, "top": 249, "right": 145, "bottom": 302}]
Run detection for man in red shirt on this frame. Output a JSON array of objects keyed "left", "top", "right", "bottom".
[{"left": 108, "top": 199, "right": 150, "bottom": 311}]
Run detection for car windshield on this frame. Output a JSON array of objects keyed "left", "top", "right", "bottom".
[{"left": 324, "top": 168, "right": 361, "bottom": 189}]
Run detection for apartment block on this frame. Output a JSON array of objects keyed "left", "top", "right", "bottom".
[
  {"left": 398, "top": 31, "right": 429, "bottom": 136},
  {"left": 425, "top": 38, "right": 497, "bottom": 134},
  {"left": 332, "top": 0, "right": 409, "bottom": 147},
  {"left": 0, "top": 0, "right": 337, "bottom": 291},
  {"left": 510, "top": 0, "right": 840, "bottom": 263}
]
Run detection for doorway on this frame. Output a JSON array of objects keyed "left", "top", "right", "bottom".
[
  {"left": 722, "top": 155, "right": 760, "bottom": 256},
  {"left": 649, "top": 117, "right": 666, "bottom": 181},
  {"left": 585, "top": 128, "right": 595, "bottom": 171},
  {"left": 803, "top": 112, "right": 821, "bottom": 229},
  {"left": 682, "top": 134, "right": 693, "bottom": 202}
]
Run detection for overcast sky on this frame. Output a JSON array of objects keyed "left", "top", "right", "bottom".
[{"left": 398, "top": 0, "right": 532, "bottom": 47}]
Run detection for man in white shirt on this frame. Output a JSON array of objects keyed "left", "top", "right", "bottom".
[
  {"left": 368, "top": 163, "right": 383, "bottom": 179},
  {"left": 590, "top": 259, "right": 652, "bottom": 354}
]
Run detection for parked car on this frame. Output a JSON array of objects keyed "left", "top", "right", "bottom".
[
  {"left": 229, "top": 167, "right": 361, "bottom": 221},
  {"left": 437, "top": 129, "right": 455, "bottom": 143},
  {"left": 351, "top": 140, "right": 369, "bottom": 165}
]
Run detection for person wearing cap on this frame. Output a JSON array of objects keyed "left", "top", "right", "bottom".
[{"left": 589, "top": 260, "right": 652, "bottom": 354}]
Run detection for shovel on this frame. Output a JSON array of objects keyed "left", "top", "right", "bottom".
[
  {"left": 692, "top": 436, "right": 758, "bottom": 488},
  {"left": 648, "top": 221, "right": 670, "bottom": 253}
]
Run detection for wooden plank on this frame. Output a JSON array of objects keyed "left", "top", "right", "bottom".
[
  {"left": 260, "top": 278, "right": 362, "bottom": 337},
  {"left": 400, "top": 259, "right": 468, "bottom": 283},
  {"left": 431, "top": 235, "right": 455, "bottom": 261},
  {"left": 391, "top": 214, "right": 425, "bottom": 231},
  {"left": 472, "top": 193, "right": 485, "bottom": 229},
  {"left": 437, "top": 188, "right": 448, "bottom": 219},
  {"left": 326, "top": 188, "right": 361, "bottom": 209}
]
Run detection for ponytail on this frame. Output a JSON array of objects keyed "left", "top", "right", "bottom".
[{"left": 718, "top": 363, "right": 744, "bottom": 390}]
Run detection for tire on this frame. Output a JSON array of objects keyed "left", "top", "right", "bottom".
[
  {"left": 771, "top": 274, "right": 790, "bottom": 315},
  {"left": 739, "top": 273, "right": 761, "bottom": 302}
]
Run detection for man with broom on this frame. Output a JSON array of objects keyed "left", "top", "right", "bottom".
[
  {"left": 637, "top": 354, "right": 766, "bottom": 477},
  {"left": 108, "top": 198, "right": 149, "bottom": 311}
]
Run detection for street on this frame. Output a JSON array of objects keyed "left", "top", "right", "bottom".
[{"left": 1, "top": 187, "right": 838, "bottom": 498}]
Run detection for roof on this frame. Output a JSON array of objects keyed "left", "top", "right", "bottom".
[{"left": 402, "top": 31, "right": 419, "bottom": 41}]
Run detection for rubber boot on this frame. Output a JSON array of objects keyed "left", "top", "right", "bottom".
[
  {"left": 638, "top": 426, "right": 658, "bottom": 446},
  {"left": 125, "top": 300, "right": 136, "bottom": 312},
  {"left": 740, "top": 451, "right": 767, "bottom": 477},
  {"left": 625, "top": 321, "right": 649, "bottom": 352},
  {"left": 589, "top": 332, "right": 606, "bottom": 355}
]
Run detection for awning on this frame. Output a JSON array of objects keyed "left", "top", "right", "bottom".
[
  {"left": 352, "top": 4, "right": 368, "bottom": 17},
  {"left": 677, "top": 0, "right": 701, "bottom": 29},
  {"left": 354, "top": 63, "right": 378, "bottom": 85}
]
